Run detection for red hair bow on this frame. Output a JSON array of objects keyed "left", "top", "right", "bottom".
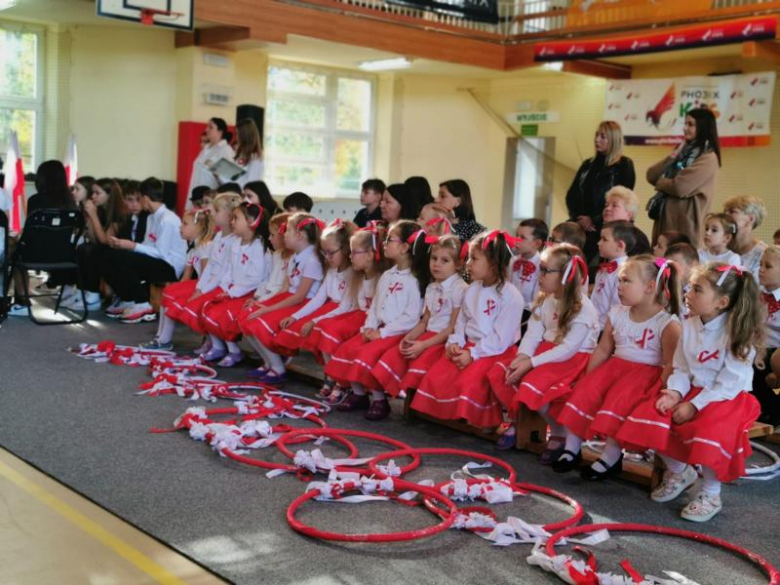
[
  {"left": 562, "top": 255, "right": 589, "bottom": 285},
  {"left": 298, "top": 217, "right": 326, "bottom": 231},
  {"left": 654, "top": 258, "right": 671, "bottom": 299},
  {"left": 248, "top": 204, "right": 263, "bottom": 230},
  {"left": 329, "top": 218, "right": 344, "bottom": 228},
  {"left": 460, "top": 242, "right": 470, "bottom": 262},
  {"left": 716, "top": 264, "right": 744, "bottom": 286},
  {"left": 359, "top": 224, "right": 381, "bottom": 261},
  {"left": 482, "top": 230, "right": 523, "bottom": 253},
  {"left": 279, "top": 221, "right": 288, "bottom": 235},
  {"left": 425, "top": 217, "right": 452, "bottom": 234},
  {"left": 424, "top": 235, "right": 441, "bottom": 244}
]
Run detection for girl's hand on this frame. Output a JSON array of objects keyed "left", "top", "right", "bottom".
[
  {"left": 188, "top": 291, "right": 202, "bottom": 303},
  {"left": 280, "top": 316, "right": 296, "bottom": 329},
  {"left": 243, "top": 298, "right": 258, "bottom": 309},
  {"left": 249, "top": 307, "right": 269, "bottom": 319},
  {"left": 400, "top": 341, "right": 425, "bottom": 360},
  {"left": 655, "top": 389, "right": 682, "bottom": 414},
  {"left": 83, "top": 199, "right": 97, "bottom": 215},
  {"left": 445, "top": 343, "right": 461, "bottom": 359},
  {"left": 505, "top": 358, "right": 532, "bottom": 385},
  {"left": 363, "top": 329, "right": 381, "bottom": 342},
  {"left": 671, "top": 402, "right": 697, "bottom": 425},
  {"left": 300, "top": 321, "right": 315, "bottom": 337},
  {"left": 452, "top": 350, "right": 473, "bottom": 370}
]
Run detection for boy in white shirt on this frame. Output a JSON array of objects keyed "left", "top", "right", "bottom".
[
  {"left": 100, "top": 177, "right": 188, "bottom": 323},
  {"left": 592, "top": 220, "right": 634, "bottom": 330}
]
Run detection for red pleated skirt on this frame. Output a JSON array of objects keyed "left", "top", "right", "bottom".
[
  {"left": 324, "top": 333, "right": 405, "bottom": 390},
  {"left": 160, "top": 279, "right": 198, "bottom": 320},
  {"left": 303, "top": 310, "right": 367, "bottom": 362},
  {"left": 412, "top": 344, "right": 517, "bottom": 428},
  {"left": 238, "top": 292, "right": 300, "bottom": 351},
  {"left": 274, "top": 301, "right": 339, "bottom": 356},
  {"left": 201, "top": 294, "right": 253, "bottom": 341},
  {"left": 173, "top": 287, "right": 224, "bottom": 335},
  {"left": 372, "top": 331, "right": 443, "bottom": 398},
  {"left": 615, "top": 387, "right": 760, "bottom": 482},
  {"left": 552, "top": 357, "right": 663, "bottom": 440}
]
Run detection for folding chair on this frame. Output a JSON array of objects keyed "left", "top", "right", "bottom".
[
  {"left": 0, "top": 210, "right": 9, "bottom": 324},
  {"left": 10, "top": 208, "right": 87, "bottom": 325}
]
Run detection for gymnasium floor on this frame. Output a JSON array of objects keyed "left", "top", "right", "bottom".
[{"left": 1, "top": 299, "right": 779, "bottom": 584}]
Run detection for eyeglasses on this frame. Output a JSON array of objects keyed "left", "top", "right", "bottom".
[
  {"left": 321, "top": 248, "right": 344, "bottom": 258},
  {"left": 384, "top": 237, "right": 402, "bottom": 245},
  {"left": 539, "top": 267, "right": 563, "bottom": 275},
  {"left": 547, "top": 237, "right": 562, "bottom": 244},
  {"left": 350, "top": 250, "right": 371, "bottom": 257}
]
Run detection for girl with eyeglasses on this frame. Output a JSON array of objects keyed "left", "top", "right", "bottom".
[
  {"left": 273, "top": 220, "right": 356, "bottom": 359},
  {"left": 411, "top": 230, "right": 524, "bottom": 428},
  {"left": 325, "top": 220, "right": 429, "bottom": 420},
  {"left": 486, "top": 244, "right": 599, "bottom": 456},
  {"left": 306, "top": 224, "right": 388, "bottom": 402},
  {"left": 239, "top": 213, "right": 325, "bottom": 384}
]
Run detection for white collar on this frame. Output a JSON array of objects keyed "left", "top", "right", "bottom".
[
  {"left": 698, "top": 311, "right": 729, "bottom": 332},
  {"left": 762, "top": 286, "right": 780, "bottom": 301}
]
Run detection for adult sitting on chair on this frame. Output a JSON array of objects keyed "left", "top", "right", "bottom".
[{"left": 100, "top": 177, "right": 187, "bottom": 324}]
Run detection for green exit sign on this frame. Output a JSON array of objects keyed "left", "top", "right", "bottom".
[{"left": 521, "top": 124, "right": 538, "bottom": 136}]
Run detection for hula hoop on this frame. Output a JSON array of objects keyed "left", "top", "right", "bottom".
[
  {"left": 425, "top": 478, "right": 584, "bottom": 533},
  {"left": 368, "top": 447, "right": 519, "bottom": 484},
  {"left": 544, "top": 523, "right": 780, "bottom": 585},
  {"left": 276, "top": 429, "right": 421, "bottom": 476},
  {"left": 286, "top": 477, "right": 458, "bottom": 542},
  {"left": 745, "top": 441, "right": 780, "bottom": 479}
]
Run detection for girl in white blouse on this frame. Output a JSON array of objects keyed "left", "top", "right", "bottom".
[{"left": 618, "top": 262, "right": 763, "bottom": 522}]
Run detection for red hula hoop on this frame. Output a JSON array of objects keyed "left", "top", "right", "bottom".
[
  {"left": 368, "top": 447, "right": 519, "bottom": 484},
  {"left": 545, "top": 523, "right": 780, "bottom": 585}
]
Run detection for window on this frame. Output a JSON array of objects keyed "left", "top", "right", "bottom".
[
  {"left": 0, "top": 24, "right": 44, "bottom": 171},
  {"left": 266, "top": 62, "right": 375, "bottom": 198}
]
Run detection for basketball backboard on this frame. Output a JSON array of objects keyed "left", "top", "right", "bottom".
[{"left": 96, "top": 0, "right": 194, "bottom": 31}]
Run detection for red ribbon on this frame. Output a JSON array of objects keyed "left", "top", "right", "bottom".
[
  {"left": 298, "top": 217, "right": 326, "bottom": 231},
  {"left": 359, "top": 224, "right": 381, "bottom": 261},
  {"left": 598, "top": 260, "right": 618, "bottom": 274},
  {"left": 763, "top": 292, "right": 780, "bottom": 315},
  {"left": 407, "top": 229, "right": 426, "bottom": 246},
  {"left": 481, "top": 230, "right": 523, "bottom": 252},
  {"left": 564, "top": 255, "right": 589, "bottom": 285},
  {"left": 248, "top": 204, "right": 263, "bottom": 230},
  {"left": 425, "top": 217, "right": 452, "bottom": 234},
  {"left": 279, "top": 222, "right": 288, "bottom": 235},
  {"left": 460, "top": 242, "right": 470, "bottom": 261}
]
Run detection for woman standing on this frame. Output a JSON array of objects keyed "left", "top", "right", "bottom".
[
  {"left": 187, "top": 117, "right": 235, "bottom": 197},
  {"left": 646, "top": 108, "right": 721, "bottom": 246},
  {"left": 436, "top": 179, "right": 485, "bottom": 241},
  {"left": 227, "top": 118, "right": 264, "bottom": 189},
  {"left": 566, "top": 121, "right": 635, "bottom": 264}
]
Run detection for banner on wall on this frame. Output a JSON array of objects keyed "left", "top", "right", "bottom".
[{"left": 605, "top": 72, "right": 776, "bottom": 147}]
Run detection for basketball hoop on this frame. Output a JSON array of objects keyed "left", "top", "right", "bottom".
[{"left": 140, "top": 8, "right": 183, "bottom": 25}]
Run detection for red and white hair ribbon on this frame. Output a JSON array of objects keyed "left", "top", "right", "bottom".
[
  {"left": 407, "top": 229, "right": 426, "bottom": 254},
  {"left": 716, "top": 264, "right": 744, "bottom": 286},
  {"left": 248, "top": 204, "right": 264, "bottom": 230},
  {"left": 460, "top": 242, "right": 470, "bottom": 262},
  {"left": 298, "top": 217, "right": 326, "bottom": 232},
  {"left": 329, "top": 218, "right": 344, "bottom": 229},
  {"left": 359, "top": 224, "right": 381, "bottom": 261},
  {"left": 482, "top": 230, "right": 522, "bottom": 255},
  {"left": 561, "top": 255, "right": 588, "bottom": 286},
  {"left": 654, "top": 258, "right": 671, "bottom": 298},
  {"left": 425, "top": 217, "right": 452, "bottom": 234},
  {"left": 279, "top": 221, "right": 288, "bottom": 235}
]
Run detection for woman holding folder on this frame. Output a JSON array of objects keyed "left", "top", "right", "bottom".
[{"left": 187, "top": 117, "right": 236, "bottom": 198}]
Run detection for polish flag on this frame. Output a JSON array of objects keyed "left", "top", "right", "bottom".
[
  {"left": 3, "top": 131, "right": 25, "bottom": 233},
  {"left": 64, "top": 134, "right": 78, "bottom": 187}
]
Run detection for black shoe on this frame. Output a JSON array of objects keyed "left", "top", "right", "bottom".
[
  {"left": 551, "top": 449, "right": 582, "bottom": 473},
  {"left": 580, "top": 454, "right": 623, "bottom": 481}
]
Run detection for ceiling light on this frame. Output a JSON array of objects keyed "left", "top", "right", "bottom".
[
  {"left": 358, "top": 57, "right": 412, "bottom": 72},
  {"left": 541, "top": 61, "right": 564, "bottom": 72},
  {"left": 0, "top": 0, "right": 18, "bottom": 10}
]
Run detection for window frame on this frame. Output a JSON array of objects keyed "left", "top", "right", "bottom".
[
  {"left": 265, "top": 60, "right": 376, "bottom": 199},
  {"left": 0, "top": 21, "right": 45, "bottom": 171}
]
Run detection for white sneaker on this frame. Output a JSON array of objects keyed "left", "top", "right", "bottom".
[
  {"left": 651, "top": 465, "right": 698, "bottom": 503},
  {"left": 60, "top": 294, "right": 101, "bottom": 311},
  {"left": 7, "top": 303, "right": 30, "bottom": 317},
  {"left": 106, "top": 301, "right": 134, "bottom": 318},
  {"left": 119, "top": 302, "right": 157, "bottom": 324},
  {"left": 681, "top": 491, "right": 722, "bottom": 522},
  {"left": 60, "top": 285, "right": 79, "bottom": 301}
]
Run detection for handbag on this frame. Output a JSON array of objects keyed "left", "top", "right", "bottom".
[{"left": 646, "top": 191, "right": 666, "bottom": 221}]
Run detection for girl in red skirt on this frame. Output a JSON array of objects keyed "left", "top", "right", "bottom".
[
  {"left": 486, "top": 244, "right": 599, "bottom": 459},
  {"left": 142, "top": 208, "right": 214, "bottom": 350},
  {"left": 239, "top": 212, "right": 325, "bottom": 384},
  {"left": 197, "top": 203, "right": 270, "bottom": 367},
  {"left": 310, "top": 224, "right": 386, "bottom": 400},
  {"left": 274, "top": 219, "right": 356, "bottom": 356},
  {"left": 152, "top": 192, "right": 242, "bottom": 353},
  {"left": 616, "top": 263, "right": 763, "bottom": 522},
  {"left": 412, "top": 230, "right": 524, "bottom": 428},
  {"left": 374, "top": 234, "right": 468, "bottom": 400},
  {"left": 325, "top": 220, "right": 430, "bottom": 420},
  {"left": 551, "top": 255, "right": 682, "bottom": 478}
]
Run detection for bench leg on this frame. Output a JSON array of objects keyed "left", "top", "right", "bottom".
[
  {"left": 650, "top": 454, "right": 665, "bottom": 491},
  {"left": 515, "top": 404, "right": 548, "bottom": 454}
]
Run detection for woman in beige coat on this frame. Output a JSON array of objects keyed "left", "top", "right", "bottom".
[{"left": 646, "top": 108, "right": 721, "bottom": 247}]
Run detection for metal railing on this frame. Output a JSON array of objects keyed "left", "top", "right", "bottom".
[{"left": 298, "top": 0, "right": 780, "bottom": 41}]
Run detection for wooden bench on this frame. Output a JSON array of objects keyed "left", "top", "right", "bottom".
[
  {"left": 149, "top": 283, "right": 171, "bottom": 312},
  {"left": 401, "top": 389, "right": 501, "bottom": 441}
]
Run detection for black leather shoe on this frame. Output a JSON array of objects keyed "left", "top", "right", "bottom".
[
  {"left": 551, "top": 449, "right": 582, "bottom": 473},
  {"left": 580, "top": 454, "right": 623, "bottom": 481}
]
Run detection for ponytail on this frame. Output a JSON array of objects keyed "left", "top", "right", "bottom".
[
  {"left": 391, "top": 220, "right": 429, "bottom": 296},
  {"left": 471, "top": 230, "right": 519, "bottom": 292}
]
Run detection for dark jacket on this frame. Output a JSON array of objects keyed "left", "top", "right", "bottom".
[{"left": 566, "top": 155, "right": 636, "bottom": 228}]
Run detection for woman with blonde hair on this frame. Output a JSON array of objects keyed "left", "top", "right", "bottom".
[{"left": 566, "top": 120, "right": 636, "bottom": 265}]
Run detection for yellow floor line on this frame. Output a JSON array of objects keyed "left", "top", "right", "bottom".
[{"left": 0, "top": 458, "right": 186, "bottom": 585}]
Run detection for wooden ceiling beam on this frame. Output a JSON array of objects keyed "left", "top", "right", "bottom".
[{"left": 562, "top": 59, "right": 632, "bottom": 79}]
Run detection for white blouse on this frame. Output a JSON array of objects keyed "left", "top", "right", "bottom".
[
  {"left": 591, "top": 255, "right": 627, "bottom": 330},
  {"left": 288, "top": 245, "right": 324, "bottom": 298},
  {"left": 666, "top": 312, "right": 755, "bottom": 411},
  {"left": 509, "top": 252, "right": 540, "bottom": 307},
  {"left": 197, "top": 232, "right": 237, "bottom": 294},
  {"left": 425, "top": 274, "right": 468, "bottom": 333},
  {"left": 219, "top": 239, "right": 268, "bottom": 298},
  {"left": 448, "top": 281, "right": 524, "bottom": 360},
  {"left": 255, "top": 250, "right": 288, "bottom": 301},
  {"left": 698, "top": 248, "right": 741, "bottom": 267},
  {"left": 188, "top": 139, "right": 235, "bottom": 197},
  {"left": 609, "top": 305, "right": 678, "bottom": 366},
  {"left": 292, "top": 267, "right": 352, "bottom": 321},
  {"left": 363, "top": 266, "right": 424, "bottom": 338}
]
